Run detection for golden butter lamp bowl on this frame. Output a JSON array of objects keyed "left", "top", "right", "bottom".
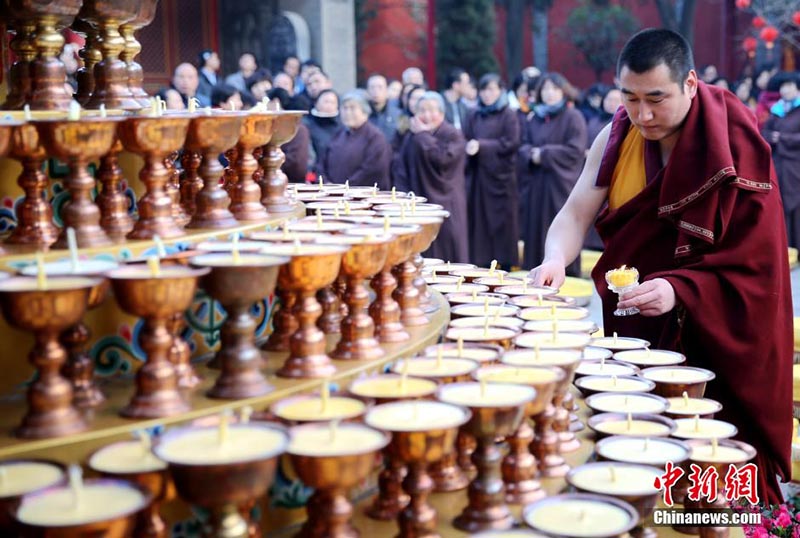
[
  {"left": 663, "top": 396, "right": 723, "bottom": 420},
  {"left": 566, "top": 461, "right": 663, "bottom": 538},
  {"left": 639, "top": 366, "right": 715, "bottom": 399},
  {"left": 0, "top": 459, "right": 67, "bottom": 535},
  {"left": 14, "top": 478, "right": 152, "bottom": 537},
  {"left": 574, "top": 359, "right": 640, "bottom": 380},
  {"left": 494, "top": 284, "right": 558, "bottom": 298},
  {"left": 517, "top": 306, "right": 590, "bottom": 322},
  {"left": 449, "top": 316, "right": 525, "bottom": 330},
  {"left": 270, "top": 392, "right": 368, "bottom": 425},
  {"left": 523, "top": 493, "right": 639, "bottom": 538},
  {"left": 421, "top": 342, "right": 504, "bottom": 364},
  {"left": 510, "top": 294, "right": 576, "bottom": 308},
  {"left": 364, "top": 400, "right": 471, "bottom": 534},
  {"left": 588, "top": 412, "right": 677, "bottom": 439},
  {"left": 584, "top": 391, "right": 667, "bottom": 416},
  {"left": 590, "top": 335, "right": 650, "bottom": 352},
  {"left": 190, "top": 253, "right": 288, "bottom": 398},
  {"left": 287, "top": 422, "right": 390, "bottom": 538},
  {"left": 573, "top": 374, "right": 656, "bottom": 398},
  {"left": 450, "top": 302, "right": 519, "bottom": 319},
  {"left": 154, "top": 422, "right": 288, "bottom": 538},
  {"left": 594, "top": 435, "right": 690, "bottom": 467},
  {"left": 445, "top": 325, "right": 522, "bottom": 350},
  {"left": 445, "top": 291, "right": 510, "bottom": 305}
]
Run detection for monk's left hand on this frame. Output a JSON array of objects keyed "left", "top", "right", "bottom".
[{"left": 617, "top": 278, "right": 676, "bottom": 317}]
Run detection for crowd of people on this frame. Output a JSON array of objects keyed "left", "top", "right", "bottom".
[{"left": 154, "top": 49, "right": 800, "bottom": 268}]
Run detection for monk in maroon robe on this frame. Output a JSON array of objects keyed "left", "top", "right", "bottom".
[
  {"left": 391, "top": 92, "right": 469, "bottom": 262},
  {"left": 320, "top": 91, "right": 391, "bottom": 189},
  {"left": 763, "top": 72, "right": 800, "bottom": 248},
  {"left": 464, "top": 74, "right": 521, "bottom": 269},
  {"left": 532, "top": 29, "right": 791, "bottom": 504}
]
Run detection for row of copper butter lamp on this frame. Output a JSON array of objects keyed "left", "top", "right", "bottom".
[
  {"left": 0, "top": 190, "right": 449, "bottom": 438},
  {"left": 0, "top": 252, "right": 753, "bottom": 538},
  {"left": 0, "top": 335, "right": 752, "bottom": 538},
  {"left": 423, "top": 279, "right": 753, "bottom": 538},
  {"left": 2, "top": 0, "right": 159, "bottom": 112},
  {"left": 0, "top": 101, "right": 307, "bottom": 251}
]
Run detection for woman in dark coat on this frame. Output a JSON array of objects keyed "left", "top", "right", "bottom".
[
  {"left": 464, "top": 74, "right": 521, "bottom": 269},
  {"left": 319, "top": 90, "right": 391, "bottom": 189},
  {"left": 518, "top": 72, "right": 587, "bottom": 273},
  {"left": 763, "top": 72, "right": 800, "bottom": 248},
  {"left": 304, "top": 89, "right": 341, "bottom": 175}
]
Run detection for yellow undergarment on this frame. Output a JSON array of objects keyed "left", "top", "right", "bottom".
[{"left": 608, "top": 126, "right": 647, "bottom": 210}]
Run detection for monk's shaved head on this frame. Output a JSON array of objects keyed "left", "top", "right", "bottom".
[{"left": 617, "top": 28, "right": 694, "bottom": 89}]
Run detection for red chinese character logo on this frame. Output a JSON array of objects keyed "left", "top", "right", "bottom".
[
  {"left": 724, "top": 463, "right": 759, "bottom": 505},
  {"left": 654, "top": 461, "right": 685, "bottom": 507},
  {"left": 687, "top": 463, "right": 719, "bottom": 503}
]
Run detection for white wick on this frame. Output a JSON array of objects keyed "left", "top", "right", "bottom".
[
  {"left": 153, "top": 234, "right": 166, "bottom": 258},
  {"left": 66, "top": 227, "right": 79, "bottom": 272},
  {"left": 68, "top": 464, "right": 83, "bottom": 510}
]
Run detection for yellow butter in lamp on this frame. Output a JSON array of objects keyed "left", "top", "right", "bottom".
[
  {"left": 673, "top": 418, "right": 737, "bottom": 439},
  {"left": 597, "top": 437, "right": 689, "bottom": 465},
  {"left": 515, "top": 332, "right": 591, "bottom": 349},
  {"left": 438, "top": 382, "right": 535, "bottom": 407},
  {"left": 690, "top": 445, "right": 751, "bottom": 463},
  {"left": 453, "top": 305, "right": 517, "bottom": 317},
  {"left": 274, "top": 396, "right": 365, "bottom": 421},
  {"left": 424, "top": 345, "right": 499, "bottom": 362},
  {"left": 366, "top": 401, "right": 469, "bottom": 431},
  {"left": 591, "top": 336, "right": 649, "bottom": 350},
  {"left": 570, "top": 464, "right": 660, "bottom": 495},
  {"left": 392, "top": 357, "right": 479, "bottom": 378},
  {"left": 666, "top": 397, "right": 721, "bottom": 415},
  {"left": 156, "top": 426, "right": 288, "bottom": 464},
  {"left": 587, "top": 393, "right": 666, "bottom": 414},
  {"left": 513, "top": 298, "right": 572, "bottom": 308},
  {"left": 89, "top": 440, "right": 166, "bottom": 473},
  {"left": 0, "top": 462, "right": 63, "bottom": 498},
  {"left": 476, "top": 367, "right": 560, "bottom": 384},
  {"left": 429, "top": 283, "right": 487, "bottom": 294},
  {"left": 288, "top": 423, "right": 387, "bottom": 456},
  {"left": 446, "top": 327, "right": 518, "bottom": 342},
  {"left": 578, "top": 376, "right": 653, "bottom": 392},
  {"left": 526, "top": 499, "right": 633, "bottom": 537},
  {"left": 575, "top": 362, "right": 636, "bottom": 377},
  {"left": 595, "top": 420, "right": 672, "bottom": 436},
  {"left": 526, "top": 320, "right": 597, "bottom": 333},
  {"left": 614, "top": 349, "right": 685, "bottom": 366},
  {"left": 16, "top": 484, "right": 146, "bottom": 526},
  {"left": 449, "top": 316, "right": 523, "bottom": 330},
  {"left": 503, "top": 349, "right": 582, "bottom": 367},
  {"left": 350, "top": 376, "right": 437, "bottom": 399},
  {"left": 606, "top": 267, "right": 638, "bottom": 288},
  {"left": 520, "top": 308, "right": 588, "bottom": 321},
  {"left": 642, "top": 368, "right": 713, "bottom": 383}
]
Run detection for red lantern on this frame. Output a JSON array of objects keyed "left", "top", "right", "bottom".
[
  {"left": 735, "top": 0, "right": 751, "bottom": 9},
  {"left": 793, "top": 11, "right": 800, "bottom": 25},
  {"left": 752, "top": 16, "right": 767, "bottom": 29},
  {"left": 743, "top": 36, "right": 758, "bottom": 57},
  {"left": 760, "top": 26, "right": 779, "bottom": 48}
]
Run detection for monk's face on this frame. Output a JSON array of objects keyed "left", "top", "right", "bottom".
[
  {"left": 618, "top": 63, "right": 697, "bottom": 142},
  {"left": 416, "top": 99, "right": 444, "bottom": 129}
]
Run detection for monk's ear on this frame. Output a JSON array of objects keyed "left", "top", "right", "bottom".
[{"left": 685, "top": 70, "right": 699, "bottom": 98}]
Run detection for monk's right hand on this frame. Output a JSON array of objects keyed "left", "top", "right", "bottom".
[{"left": 529, "top": 259, "right": 566, "bottom": 289}]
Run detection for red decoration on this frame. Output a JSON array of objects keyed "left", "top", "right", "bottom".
[
  {"left": 793, "top": 11, "right": 800, "bottom": 26},
  {"left": 760, "top": 26, "right": 779, "bottom": 48},
  {"left": 752, "top": 16, "right": 767, "bottom": 29},
  {"left": 735, "top": 0, "right": 751, "bottom": 9},
  {"left": 743, "top": 36, "right": 758, "bottom": 56}
]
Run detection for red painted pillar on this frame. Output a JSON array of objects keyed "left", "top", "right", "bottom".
[{"left": 427, "top": 0, "right": 437, "bottom": 88}]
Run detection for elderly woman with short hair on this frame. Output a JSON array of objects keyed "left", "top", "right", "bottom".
[
  {"left": 320, "top": 90, "right": 392, "bottom": 188},
  {"left": 391, "top": 91, "right": 469, "bottom": 262}
]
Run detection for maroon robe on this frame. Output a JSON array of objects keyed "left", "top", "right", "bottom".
[
  {"left": 391, "top": 121, "right": 469, "bottom": 262},
  {"left": 320, "top": 121, "right": 391, "bottom": 190},
  {"left": 763, "top": 105, "right": 800, "bottom": 248},
  {"left": 592, "top": 83, "right": 792, "bottom": 504},
  {"left": 518, "top": 106, "right": 587, "bottom": 272},
  {"left": 281, "top": 122, "right": 311, "bottom": 183},
  {"left": 464, "top": 106, "right": 521, "bottom": 268}
]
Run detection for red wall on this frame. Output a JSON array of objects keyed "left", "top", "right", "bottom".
[{"left": 360, "top": 0, "right": 749, "bottom": 90}]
